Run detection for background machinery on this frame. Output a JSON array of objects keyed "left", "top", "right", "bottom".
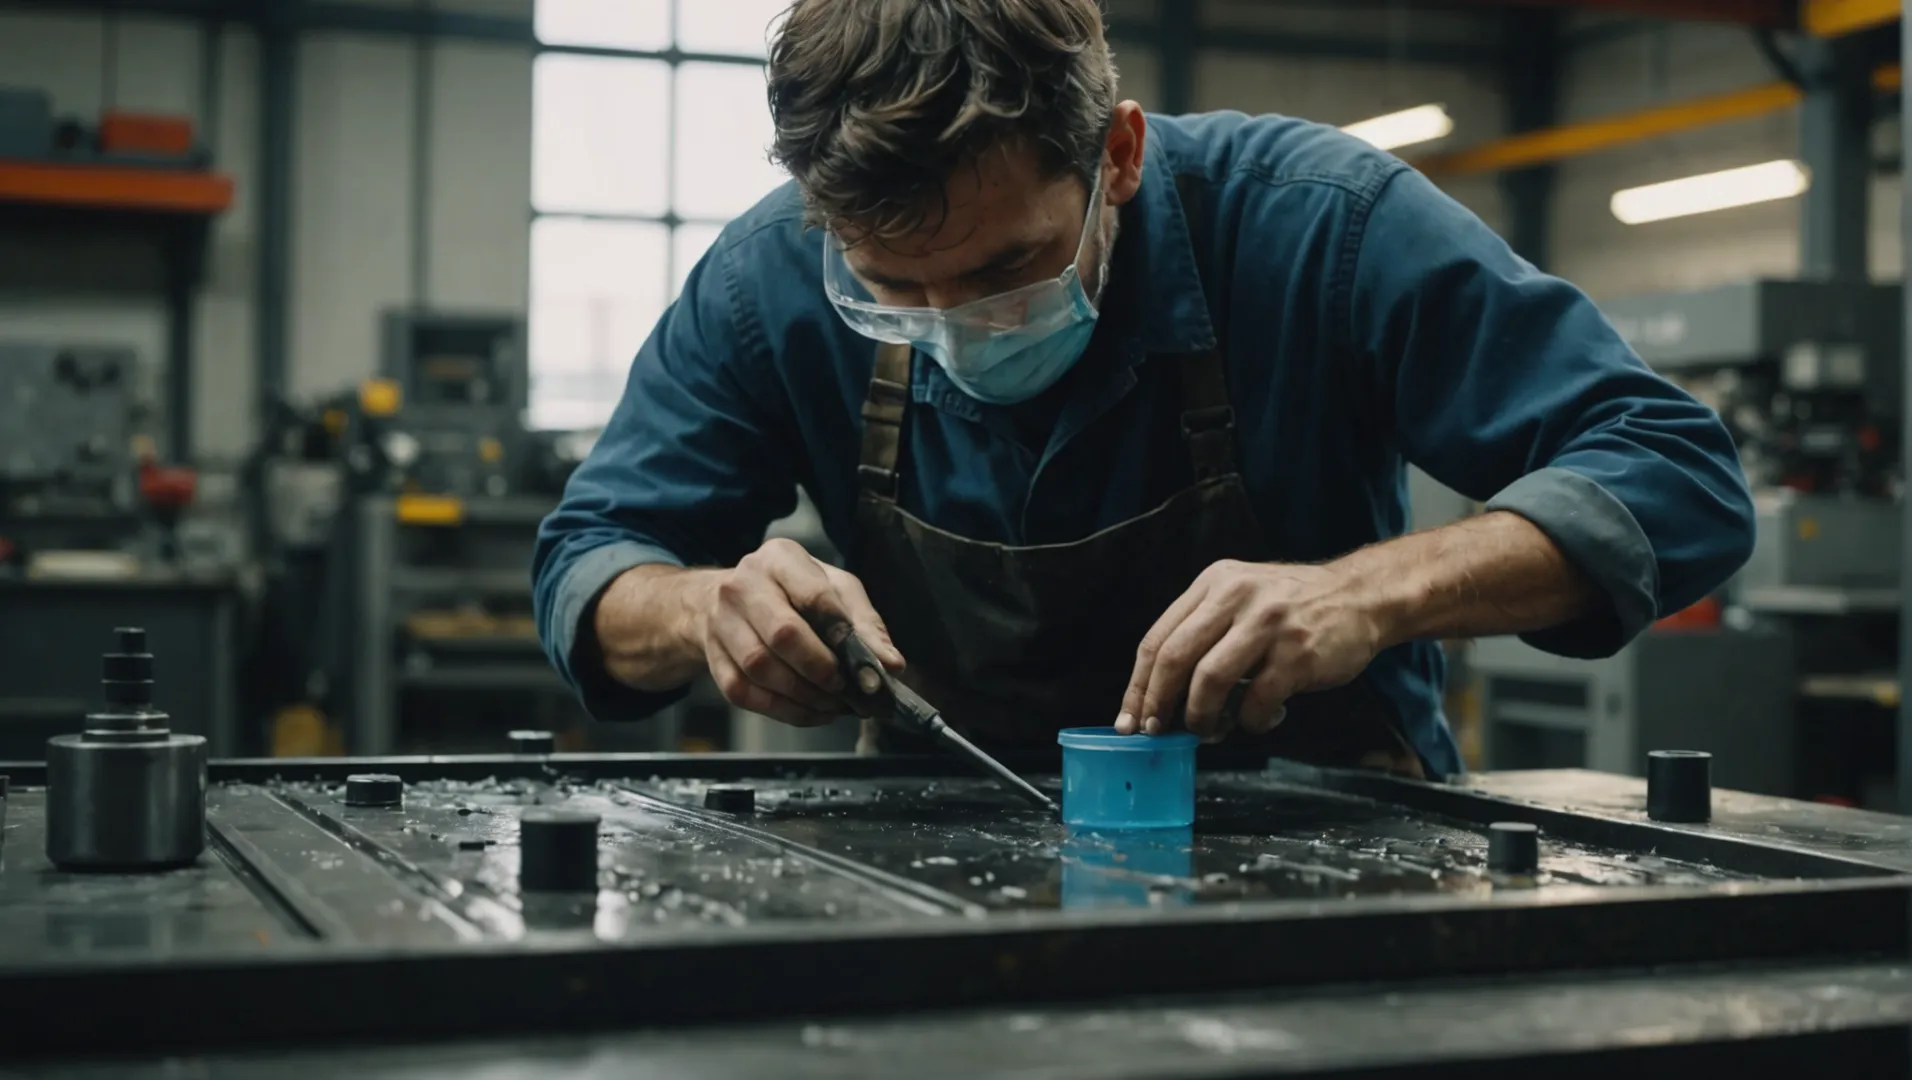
[
  {"left": 1472, "top": 279, "right": 1903, "bottom": 807},
  {"left": 0, "top": 340, "right": 238, "bottom": 761},
  {"left": 249, "top": 311, "right": 610, "bottom": 756}
]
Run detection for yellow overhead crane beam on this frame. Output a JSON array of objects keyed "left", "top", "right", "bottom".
[
  {"left": 1801, "top": 0, "right": 1899, "bottom": 37},
  {"left": 1417, "top": 81, "right": 1802, "bottom": 176},
  {"left": 1417, "top": 62, "right": 1902, "bottom": 178}
]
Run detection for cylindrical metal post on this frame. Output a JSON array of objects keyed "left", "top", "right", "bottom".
[
  {"left": 509, "top": 729, "right": 556, "bottom": 755},
  {"left": 1486, "top": 821, "right": 1540, "bottom": 874},
  {"left": 518, "top": 810, "right": 601, "bottom": 893},
  {"left": 45, "top": 628, "right": 208, "bottom": 870},
  {"left": 345, "top": 773, "right": 404, "bottom": 808},
  {"left": 1646, "top": 750, "right": 1712, "bottom": 823},
  {"left": 45, "top": 734, "right": 207, "bottom": 868}
]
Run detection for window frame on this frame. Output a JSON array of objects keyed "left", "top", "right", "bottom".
[{"left": 529, "top": 0, "right": 776, "bottom": 429}]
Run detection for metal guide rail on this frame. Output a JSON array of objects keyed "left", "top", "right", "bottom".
[{"left": 5, "top": 753, "right": 1912, "bottom": 1076}]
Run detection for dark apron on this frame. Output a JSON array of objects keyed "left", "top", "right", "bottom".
[{"left": 849, "top": 294, "right": 1425, "bottom": 778}]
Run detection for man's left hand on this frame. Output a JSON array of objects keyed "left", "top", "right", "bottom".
[{"left": 1115, "top": 559, "right": 1390, "bottom": 741}]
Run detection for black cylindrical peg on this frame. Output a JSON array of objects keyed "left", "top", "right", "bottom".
[
  {"left": 1487, "top": 821, "right": 1540, "bottom": 874},
  {"left": 1647, "top": 750, "right": 1712, "bottom": 823},
  {"left": 519, "top": 809, "right": 601, "bottom": 893}
]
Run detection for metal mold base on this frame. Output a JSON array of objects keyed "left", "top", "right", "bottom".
[{"left": 5, "top": 755, "right": 1912, "bottom": 1075}]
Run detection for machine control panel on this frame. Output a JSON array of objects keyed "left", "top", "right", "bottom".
[{"left": 0, "top": 342, "right": 135, "bottom": 497}]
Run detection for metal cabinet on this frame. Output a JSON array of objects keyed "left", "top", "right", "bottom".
[{"left": 1474, "top": 627, "right": 1797, "bottom": 797}]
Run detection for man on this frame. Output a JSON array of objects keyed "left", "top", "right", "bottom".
[{"left": 533, "top": 0, "right": 1754, "bottom": 779}]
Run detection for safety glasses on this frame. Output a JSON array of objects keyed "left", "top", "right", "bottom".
[{"left": 822, "top": 172, "right": 1106, "bottom": 350}]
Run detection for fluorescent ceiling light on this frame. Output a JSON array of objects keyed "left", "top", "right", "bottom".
[
  {"left": 1341, "top": 104, "right": 1453, "bottom": 152},
  {"left": 1610, "top": 160, "right": 1810, "bottom": 225}
]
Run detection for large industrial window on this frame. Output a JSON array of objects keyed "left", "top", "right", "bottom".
[{"left": 528, "top": 0, "right": 791, "bottom": 430}]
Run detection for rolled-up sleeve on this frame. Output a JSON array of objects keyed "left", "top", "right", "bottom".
[
  {"left": 532, "top": 239, "right": 797, "bottom": 720},
  {"left": 1346, "top": 167, "right": 1755, "bottom": 658}
]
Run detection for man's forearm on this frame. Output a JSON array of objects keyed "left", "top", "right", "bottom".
[
  {"left": 1335, "top": 510, "right": 1602, "bottom": 650},
  {"left": 592, "top": 564, "right": 723, "bottom": 692}
]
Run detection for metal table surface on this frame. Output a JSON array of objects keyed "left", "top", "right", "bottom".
[{"left": 5, "top": 754, "right": 1912, "bottom": 1077}]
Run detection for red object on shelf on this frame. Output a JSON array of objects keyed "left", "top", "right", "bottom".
[
  {"left": 1653, "top": 595, "right": 1722, "bottom": 632},
  {"left": 99, "top": 112, "right": 196, "bottom": 157},
  {"left": 0, "top": 160, "right": 233, "bottom": 215},
  {"left": 1814, "top": 795, "right": 1858, "bottom": 808},
  {"left": 137, "top": 459, "right": 197, "bottom": 512}
]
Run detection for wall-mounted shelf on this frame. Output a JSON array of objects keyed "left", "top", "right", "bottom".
[
  {"left": 0, "top": 159, "right": 236, "bottom": 462},
  {"left": 0, "top": 160, "right": 234, "bottom": 214}
]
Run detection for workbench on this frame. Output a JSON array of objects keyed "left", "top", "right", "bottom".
[{"left": 4, "top": 752, "right": 1912, "bottom": 1077}]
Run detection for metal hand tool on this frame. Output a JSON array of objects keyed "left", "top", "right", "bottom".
[{"left": 818, "top": 620, "right": 1057, "bottom": 812}]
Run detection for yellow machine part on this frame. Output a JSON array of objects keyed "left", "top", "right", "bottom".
[
  {"left": 358, "top": 378, "right": 402, "bottom": 417},
  {"left": 271, "top": 704, "right": 344, "bottom": 757},
  {"left": 396, "top": 493, "right": 465, "bottom": 526}
]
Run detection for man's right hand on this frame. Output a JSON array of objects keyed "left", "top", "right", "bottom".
[
  {"left": 595, "top": 539, "right": 903, "bottom": 727},
  {"left": 703, "top": 539, "right": 904, "bottom": 727}
]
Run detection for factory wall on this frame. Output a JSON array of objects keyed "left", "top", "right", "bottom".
[
  {"left": 1103, "top": 7, "right": 1907, "bottom": 308},
  {"left": 1198, "top": 1, "right": 1509, "bottom": 231},
  {"left": 1547, "top": 19, "right": 1901, "bottom": 302},
  {"left": 291, "top": 27, "right": 532, "bottom": 405},
  {"left": 1106, "top": 0, "right": 1508, "bottom": 230},
  {"left": 0, "top": 4, "right": 532, "bottom": 461}
]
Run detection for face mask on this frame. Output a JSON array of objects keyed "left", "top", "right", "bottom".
[{"left": 823, "top": 172, "right": 1113, "bottom": 405}]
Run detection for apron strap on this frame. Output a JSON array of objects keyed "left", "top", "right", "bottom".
[
  {"left": 1170, "top": 172, "right": 1239, "bottom": 484},
  {"left": 1179, "top": 348, "right": 1238, "bottom": 483},
  {"left": 857, "top": 341, "right": 913, "bottom": 500}
]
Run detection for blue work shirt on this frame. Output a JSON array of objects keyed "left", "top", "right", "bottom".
[{"left": 533, "top": 112, "right": 1757, "bottom": 779}]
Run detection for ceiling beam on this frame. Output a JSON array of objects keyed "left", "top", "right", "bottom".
[
  {"left": 1418, "top": 62, "right": 1901, "bottom": 175},
  {"left": 1802, "top": 0, "right": 1900, "bottom": 36},
  {"left": 1425, "top": 0, "right": 1794, "bottom": 28},
  {"left": 1396, "top": 0, "right": 1899, "bottom": 34},
  {"left": 1418, "top": 80, "right": 1803, "bottom": 175}
]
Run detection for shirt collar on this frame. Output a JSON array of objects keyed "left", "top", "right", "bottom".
[{"left": 1105, "top": 132, "right": 1217, "bottom": 356}]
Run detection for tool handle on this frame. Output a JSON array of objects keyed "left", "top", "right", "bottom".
[{"left": 811, "top": 617, "right": 898, "bottom": 718}]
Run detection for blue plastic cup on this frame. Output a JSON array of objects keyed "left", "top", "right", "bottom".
[{"left": 1056, "top": 727, "right": 1198, "bottom": 829}]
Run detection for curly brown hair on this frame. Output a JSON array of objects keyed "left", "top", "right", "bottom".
[{"left": 767, "top": 0, "right": 1117, "bottom": 241}]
